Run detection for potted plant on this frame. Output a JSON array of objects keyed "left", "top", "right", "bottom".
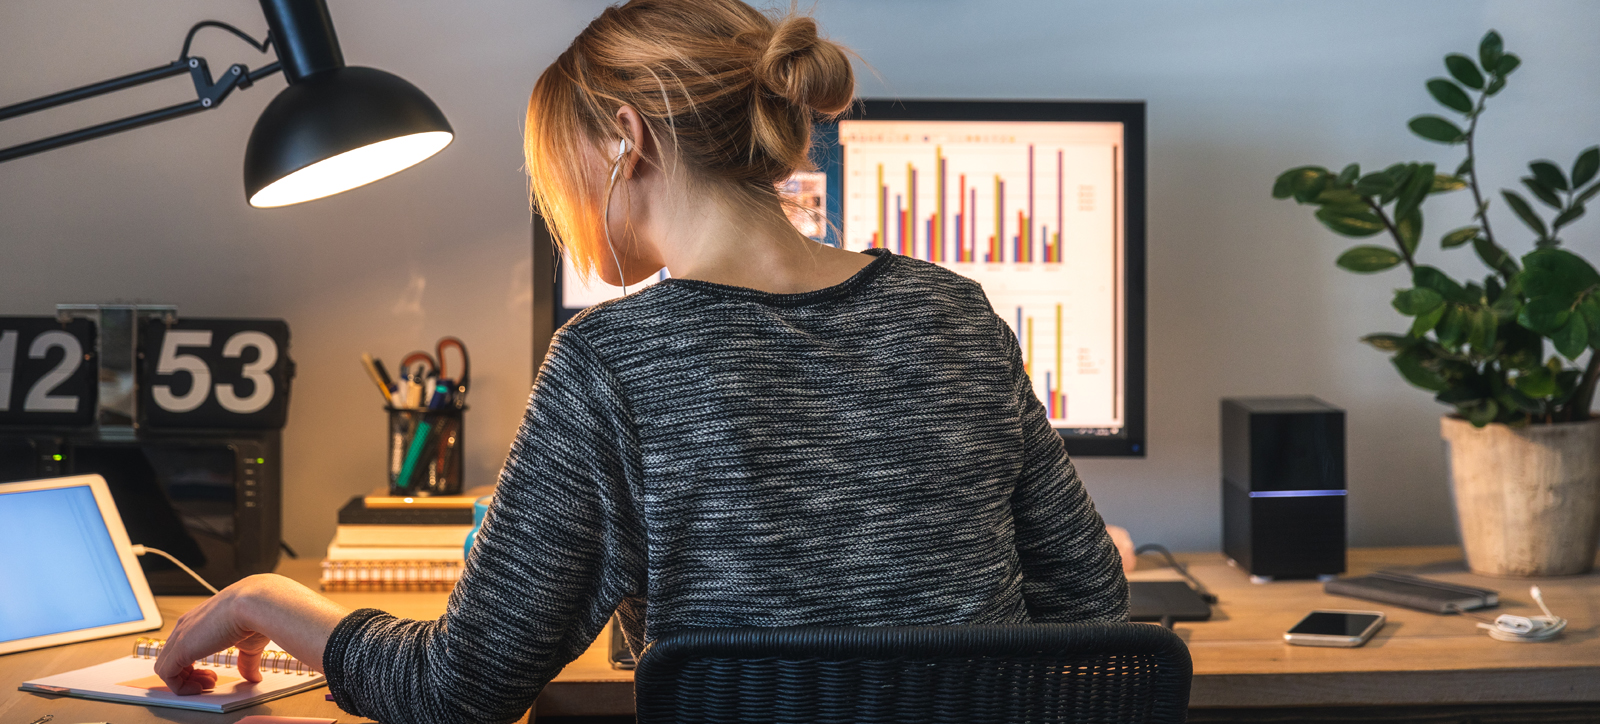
[{"left": 1273, "top": 31, "right": 1600, "bottom": 577}]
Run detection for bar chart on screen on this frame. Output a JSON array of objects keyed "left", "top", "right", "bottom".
[{"left": 839, "top": 119, "right": 1124, "bottom": 431}]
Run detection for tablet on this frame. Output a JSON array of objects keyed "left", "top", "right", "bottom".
[{"left": 0, "top": 474, "right": 163, "bottom": 654}]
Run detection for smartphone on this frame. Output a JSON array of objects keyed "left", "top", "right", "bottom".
[{"left": 1283, "top": 609, "right": 1386, "bottom": 647}]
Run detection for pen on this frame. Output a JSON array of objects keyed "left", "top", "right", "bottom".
[
  {"left": 407, "top": 365, "right": 426, "bottom": 408},
  {"left": 360, "top": 353, "right": 394, "bottom": 405}
]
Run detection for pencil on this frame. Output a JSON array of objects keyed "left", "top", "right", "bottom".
[{"left": 361, "top": 353, "right": 394, "bottom": 406}]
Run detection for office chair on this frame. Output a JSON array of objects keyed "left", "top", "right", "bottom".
[{"left": 633, "top": 623, "right": 1192, "bottom": 724}]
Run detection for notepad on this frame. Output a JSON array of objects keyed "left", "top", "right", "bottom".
[{"left": 18, "top": 637, "right": 325, "bottom": 713}]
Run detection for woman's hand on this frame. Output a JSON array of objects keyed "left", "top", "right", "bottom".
[
  {"left": 154, "top": 574, "right": 352, "bottom": 695},
  {"left": 153, "top": 576, "right": 273, "bottom": 693}
]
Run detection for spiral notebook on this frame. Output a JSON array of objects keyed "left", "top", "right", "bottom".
[{"left": 18, "top": 637, "right": 325, "bottom": 713}]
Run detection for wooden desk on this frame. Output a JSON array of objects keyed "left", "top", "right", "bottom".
[
  {"left": 3, "top": 547, "right": 1598, "bottom": 723},
  {"left": 0, "top": 558, "right": 625, "bottom": 723},
  {"left": 1133, "top": 547, "right": 1600, "bottom": 709}
]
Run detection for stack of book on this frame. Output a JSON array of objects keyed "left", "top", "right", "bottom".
[{"left": 321, "top": 495, "right": 475, "bottom": 592}]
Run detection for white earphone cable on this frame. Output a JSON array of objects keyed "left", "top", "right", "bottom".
[{"left": 604, "top": 138, "right": 630, "bottom": 296}]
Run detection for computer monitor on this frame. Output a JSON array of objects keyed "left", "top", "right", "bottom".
[{"left": 543, "top": 99, "right": 1145, "bottom": 457}]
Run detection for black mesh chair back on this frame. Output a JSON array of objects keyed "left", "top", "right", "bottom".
[{"left": 634, "top": 623, "right": 1192, "bottom": 724}]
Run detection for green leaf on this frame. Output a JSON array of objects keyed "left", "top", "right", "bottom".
[
  {"left": 1496, "top": 53, "right": 1521, "bottom": 76},
  {"left": 1394, "top": 348, "right": 1449, "bottom": 391},
  {"left": 1336, "top": 246, "right": 1403, "bottom": 273},
  {"left": 1522, "top": 177, "right": 1564, "bottom": 209},
  {"left": 1432, "top": 175, "right": 1467, "bottom": 193},
  {"left": 1412, "top": 302, "right": 1448, "bottom": 337},
  {"left": 1355, "top": 172, "right": 1395, "bottom": 197},
  {"left": 1442, "top": 226, "right": 1480, "bottom": 248},
  {"left": 1394, "top": 163, "right": 1436, "bottom": 223},
  {"left": 1290, "top": 167, "right": 1331, "bottom": 203},
  {"left": 1337, "top": 163, "right": 1360, "bottom": 186},
  {"left": 1475, "top": 237, "right": 1519, "bottom": 277},
  {"left": 1414, "top": 265, "right": 1473, "bottom": 304},
  {"left": 1273, "top": 166, "right": 1321, "bottom": 200},
  {"left": 1456, "top": 157, "right": 1474, "bottom": 178},
  {"left": 1501, "top": 190, "right": 1548, "bottom": 238},
  {"left": 1515, "top": 367, "right": 1559, "bottom": 398},
  {"left": 1469, "top": 306, "right": 1498, "bottom": 350},
  {"left": 1444, "top": 53, "right": 1484, "bottom": 90},
  {"left": 1553, "top": 204, "right": 1586, "bottom": 231},
  {"left": 1573, "top": 147, "right": 1600, "bottom": 188},
  {"left": 1409, "top": 116, "right": 1466, "bottom": 144},
  {"left": 1480, "top": 31, "right": 1504, "bottom": 70},
  {"left": 1530, "top": 161, "right": 1569, "bottom": 192},
  {"left": 1578, "top": 182, "right": 1600, "bottom": 207},
  {"left": 1361, "top": 333, "right": 1415, "bottom": 351},
  {"left": 1382, "top": 164, "right": 1414, "bottom": 203},
  {"left": 1426, "top": 78, "right": 1473, "bottom": 113},
  {"left": 1314, "top": 188, "right": 1365, "bottom": 207},
  {"left": 1579, "top": 295, "right": 1600, "bottom": 341},
  {"left": 1518, "top": 296, "right": 1572, "bottom": 334},
  {"left": 1396, "top": 208, "right": 1423, "bottom": 257},
  {"left": 1394, "top": 287, "right": 1445, "bottom": 316},
  {"left": 1486, "top": 75, "right": 1506, "bottom": 96},
  {"left": 1553, "top": 314, "right": 1589, "bottom": 359},
  {"left": 1315, "top": 207, "right": 1386, "bottom": 237},
  {"left": 1438, "top": 306, "right": 1468, "bottom": 348},
  {"left": 1465, "top": 399, "right": 1500, "bottom": 427},
  {"left": 1521, "top": 248, "right": 1600, "bottom": 298}
]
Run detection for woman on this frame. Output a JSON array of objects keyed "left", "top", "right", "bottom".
[{"left": 154, "top": 1, "right": 1129, "bottom": 721}]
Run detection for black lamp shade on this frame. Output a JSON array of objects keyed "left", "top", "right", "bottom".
[{"left": 244, "top": 66, "right": 452, "bottom": 207}]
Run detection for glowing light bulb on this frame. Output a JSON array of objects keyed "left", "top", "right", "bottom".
[{"left": 248, "top": 131, "right": 452, "bottom": 208}]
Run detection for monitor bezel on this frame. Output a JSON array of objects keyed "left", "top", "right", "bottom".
[
  {"left": 545, "top": 98, "right": 1147, "bottom": 457},
  {"left": 818, "top": 99, "right": 1146, "bottom": 457}
]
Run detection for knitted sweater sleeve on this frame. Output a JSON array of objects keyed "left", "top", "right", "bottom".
[
  {"left": 1001, "top": 321, "right": 1131, "bottom": 623},
  {"left": 322, "top": 328, "right": 645, "bottom": 724}
]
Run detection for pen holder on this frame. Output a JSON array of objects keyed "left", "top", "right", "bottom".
[{"left": 386, "top": 406, "right": 465, "bottom": 496}]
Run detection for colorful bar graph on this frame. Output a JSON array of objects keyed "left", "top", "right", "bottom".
[
  {"left": 1019, "top": 303, "right": 1070, "bottom": 421},
  {"left": 871, "top": 145, "right": 1068, "bottom": 265}
]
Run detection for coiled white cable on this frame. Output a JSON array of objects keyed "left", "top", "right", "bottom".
[
  {"left": 1451, "top": 586, "right": 1565, "bottom": 643},
  {"left": 132, "top": 544, "right": 220, "bottom": 595}
]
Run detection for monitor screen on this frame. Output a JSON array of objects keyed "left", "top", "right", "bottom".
[
  {"left": 550, "top": 100, "right": 1145, "bottom": 456},
  {"left": 0, "top": 484, "right": 145, "bottom": 643}
]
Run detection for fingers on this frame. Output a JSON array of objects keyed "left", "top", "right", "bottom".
[
  {"left": 235, "top": 631, "right": 271, "bottom": 682},
  {"left": 236, "top": 649, "right": 264, "bottom": 682},
  {"left": 163, "top": 664, "right": 219, "bottom": 695}
]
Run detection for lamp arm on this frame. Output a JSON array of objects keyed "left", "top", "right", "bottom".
[{"left": 0, "top": 31, "right": 283, "bottom": 164}]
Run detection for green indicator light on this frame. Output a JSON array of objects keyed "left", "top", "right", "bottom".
[
  {"left": 53, "top": 454, "right": 64, "bottom": 461},
  {"left": 257, "top": 458, "right": 265, "bottom": 464}
]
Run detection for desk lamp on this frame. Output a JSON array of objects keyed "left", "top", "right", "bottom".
[{"left": 0, "top": 0, "right": 453, "bottom": 207}]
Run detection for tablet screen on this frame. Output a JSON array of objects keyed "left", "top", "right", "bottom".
[{"left": 0, "top": 485, "right": 145, "bottom": 643}]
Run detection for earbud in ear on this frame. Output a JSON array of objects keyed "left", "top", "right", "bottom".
[{"left": 610, "top": 138, "right": 632, "bottom": 185}]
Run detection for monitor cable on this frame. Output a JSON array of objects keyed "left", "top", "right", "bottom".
[{"left": 132, "top": 544, "right": 220, "bottom": 595}]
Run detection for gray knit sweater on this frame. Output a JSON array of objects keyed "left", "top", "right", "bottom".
[{"left": 324, "top": 248, "right": 1129, "bottom": 723}]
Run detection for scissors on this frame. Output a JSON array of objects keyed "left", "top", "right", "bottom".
[{"left": 399, "top": 336, "right": 470, "bottom": 409}]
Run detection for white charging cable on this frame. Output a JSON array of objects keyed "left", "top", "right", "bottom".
[
  {"left": 132, "top": 544, "right": 220, "bottom": 595},
  {"left": 1450, "top": 586, "right": 1565, "bottom": 643}
]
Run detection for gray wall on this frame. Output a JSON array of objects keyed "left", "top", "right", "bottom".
[{"left": 3, "top": 1, "right": 1597, "bottom": 556}]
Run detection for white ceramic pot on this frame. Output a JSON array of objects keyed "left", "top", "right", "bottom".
[{"left": 1440, "top": 416, "right": 1600, "bottom": 577}]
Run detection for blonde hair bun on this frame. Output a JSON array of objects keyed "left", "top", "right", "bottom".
[{"left": 757, "top": 15, "right": 854, "bottom": 116}]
